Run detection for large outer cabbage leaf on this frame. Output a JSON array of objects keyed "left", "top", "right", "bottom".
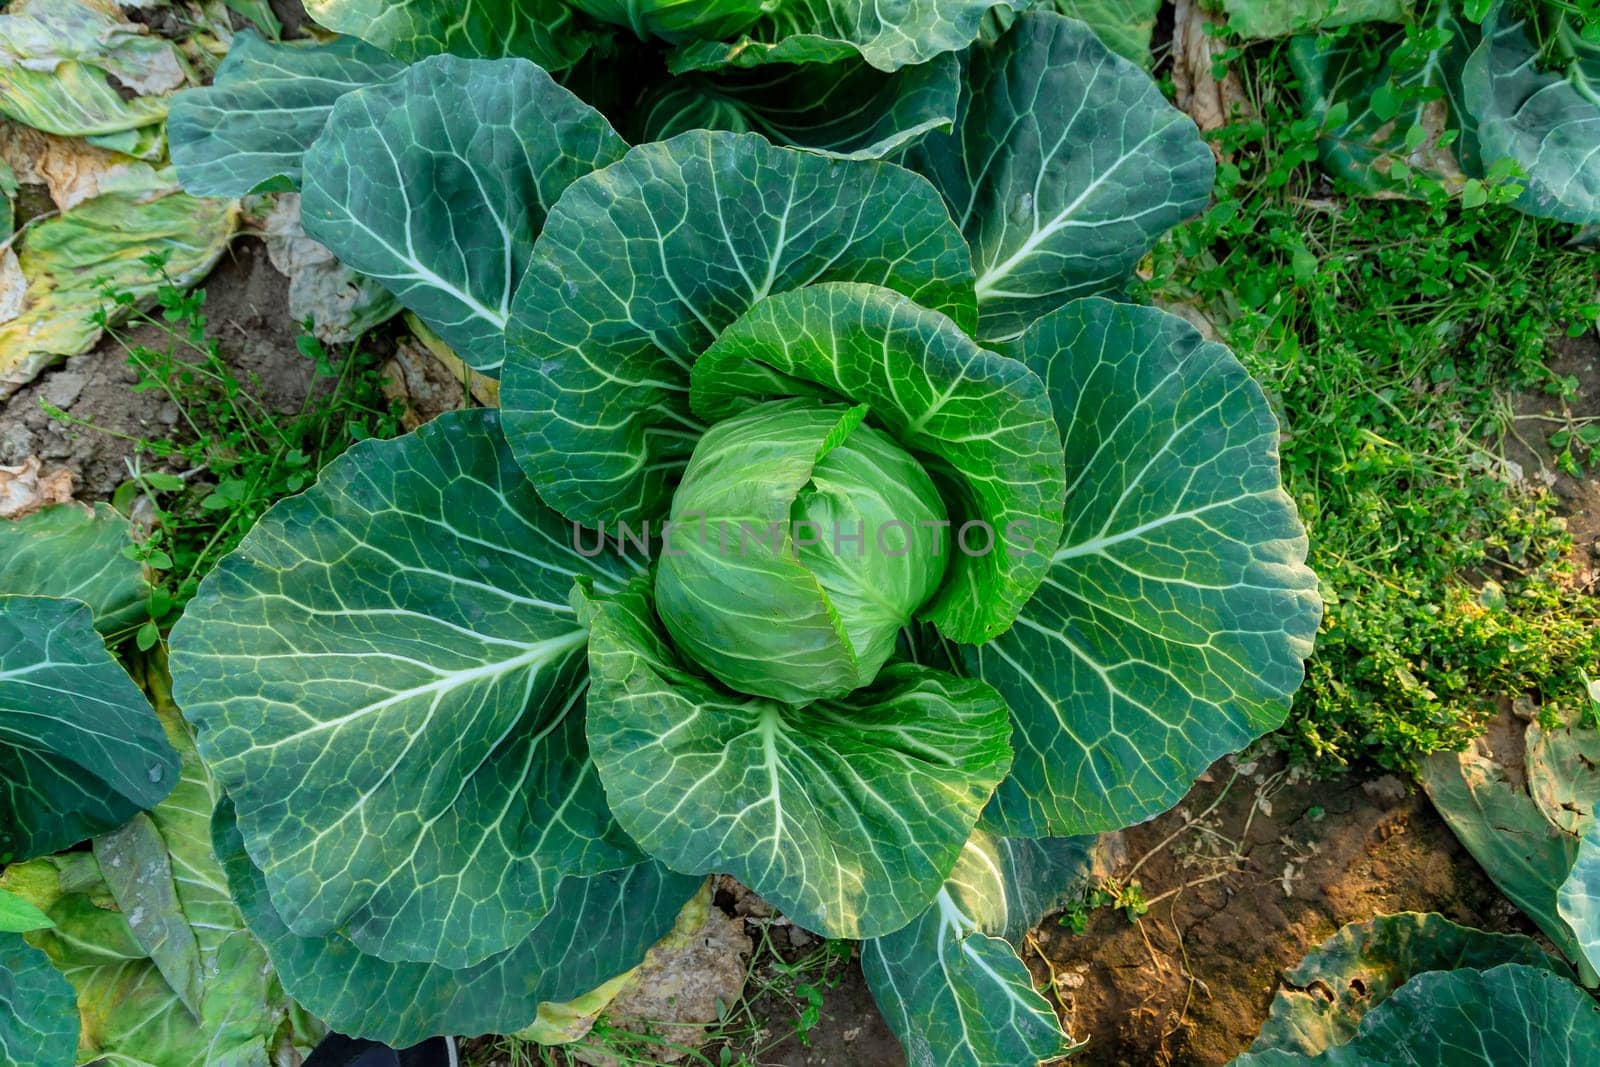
[
  {"left": 501, "top": 129, "right": 976, "bottom": 528},
  {"left": 215, "top": 799, "right": 701, "bottom": 1047},
  {"left": 1560, "top": 822, "right": 1600, "bottom": 981},
  {"left": 0, "top": 932, "right": 75, "bottom": 1067},
  {"left": 0, "top": 657, "right": 319, "bottom": 1066},
  {"left": 670, "top": 0, "right": 1011, "bottom": 73},
  {"left": 1464, "top": 3, "right": 1600, "bottom": 223},
  {"left": 167, "top": 409, "right": 644, "bottom": 970},
  {"left": 906, "top": 12, "right": 1215, "bottom": 342},
  {"left": 862, "top": 830, "right": 1105, "bottom": 1066},
  {"left": 0, "top": 503, "right": 147, "bottom": 634},
  {"left": 1419, "top": 745, "right": 1597, "bottom": 984},
  {"left": 303, "top": 0, "right": 596, "bottom": 69},
  {"left": 641, "top": 52, "right": 960, "bottom": 160},
  {"left": 584, "top": 578, "right": 1014, "bottom": 940},
  {"left": 1233, "top": 964, "right": 1600, "bottom": 1066},
  {"left": 168, "top": 32, "right": 405, "bottom": 198},
  {"left": 0, "top": 596, "right": 178, "bottom": 863},
  {"left": 1248, "top": 913, "right": 1576, "bottom": 1057},
  {"left": 973, "top": 298, "right": 1319, "bottom": 837},
  {"left": 300, "top": 54, "right": 627, "bottom": 375},
  {"left": 690, "top": 282, "right": 1065, "bottom": 645}
]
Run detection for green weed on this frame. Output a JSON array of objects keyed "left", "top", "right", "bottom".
[
  {"left": 1142, "top": 40, "right": 1600, "bottom": 773},
  {"left": 43, "top": 252, "right": 404, "bottom": 648},
  {"left": 1059, "top": 878, "right": 1151, "bottom": 933}
]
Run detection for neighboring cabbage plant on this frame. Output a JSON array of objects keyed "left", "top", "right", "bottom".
[
  {"left": 1289, "top": 0, "right": 1600, "bottom": 221},
  {"left": 1233, "top": 912, "right": 1600, "bottom": 1065},
  {"left": 167, "top": 0, "right": 1177, "bottom": 181},
  {"left": 165, "top": 11, "right": 1321, "bottom": 1062},
  {"left": 0, "top": 504, "right": 327, "bottom": 1066},
  {"left": 1420, "top": 706, "right": 1600, "bottom": 986},
  {"left": 0, "top": 504, "right": 177, "bottom": 866}
]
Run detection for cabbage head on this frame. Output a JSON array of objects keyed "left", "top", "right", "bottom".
[{"left": 656, "top": 400, "right": 949, "bottom": 702}]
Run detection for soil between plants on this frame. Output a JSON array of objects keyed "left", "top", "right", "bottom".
[
  {"left": 0, "top": 237, "right": 317, "bottom": 499},
  {"left": 1512, "top": 331, "right": 1600, "bottom": 595},
  {"left": 705, "top": 755, "right": 1526, "bottom": 1067}
]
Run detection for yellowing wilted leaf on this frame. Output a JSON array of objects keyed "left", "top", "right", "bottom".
[{"left": 0, "top": 173, "right": 236, "bottom": 395}]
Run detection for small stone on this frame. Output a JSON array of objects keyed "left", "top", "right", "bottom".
[
  {"left": 42, "top": 371, "right": 87, "bottom": 410},
  {"left": 1361, "top": 775, "right": 1408, "bottom": 803},
  {"left": 0, "top": 425, "right": 31, "bottom": 464}
]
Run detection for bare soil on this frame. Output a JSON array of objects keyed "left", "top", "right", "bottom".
[
  {"left": 0, "top": 237, "right": 319, "bottom": 499},
  {"left": 1510, "top": 330, "right": 1600, "bottom": 594},
  {"left": 1035, "top": 757, "right": 1528, "bottom": 1066}
]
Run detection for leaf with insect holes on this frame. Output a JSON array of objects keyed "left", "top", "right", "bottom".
[
  {"left": 1235, "top": 964, "right": 1600, "bottom": 1066},
  {"left": 1248, "top": 912, "right": 1575, "bottom": 1057}
]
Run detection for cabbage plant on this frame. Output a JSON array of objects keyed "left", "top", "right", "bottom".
[
  {"left": 166, "top": 11, "right": 1321, "bottom": 1062},
  {"left": 1291, "top": 0, "right": 1600, "bottom": 221}
]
